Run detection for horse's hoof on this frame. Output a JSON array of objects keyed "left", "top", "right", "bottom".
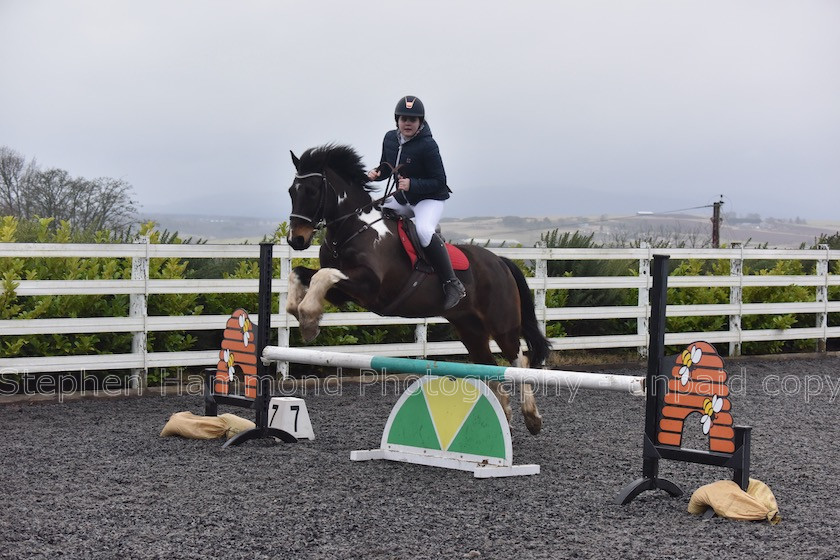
[
  {"left": 298, "top": 312, "right": 321, "bottom": 341},
  {"left": 525, "top": 414, "right": 543, "bottom": 435},
  {"left": 300, "top": 324, "right": 320, "bottom": 342}
]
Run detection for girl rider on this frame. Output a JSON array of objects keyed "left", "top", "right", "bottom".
[{"left": 367, "top": 96, "right": 466, "bottom": 310}]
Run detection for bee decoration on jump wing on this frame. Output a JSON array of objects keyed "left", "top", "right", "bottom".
[
  {"left": 239, "top": 314, "right": 252, "bottom": 347},
  {"left": 700, "top": 395, "right": 724, "bottom": 434},
  {"left": 223, "top": 348, "right": 236, "bottom": 382},
  {"left": 679, "top": 344, "right": 704, "bottom": 386}
]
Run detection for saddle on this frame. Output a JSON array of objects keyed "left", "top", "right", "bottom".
[
  {"left": 381, "top": 210, "right": 469, "bottom": 314},
  {"left": 396, "top": 219, "right": 469, "bottom": 271}
]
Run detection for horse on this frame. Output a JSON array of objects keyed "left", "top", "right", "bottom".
[{"left": 285, "top": 144, "right": 551, "bottom": 434}]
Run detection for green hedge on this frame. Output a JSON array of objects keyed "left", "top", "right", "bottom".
[{"left": 1, "top": 218, "right": 832, "bottom": 365}]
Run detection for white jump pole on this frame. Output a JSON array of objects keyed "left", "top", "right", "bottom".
[{"left": 262, "top": 346, "right": 645, "bottom": 396}]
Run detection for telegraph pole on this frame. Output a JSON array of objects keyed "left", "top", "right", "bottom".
[{"left": 711, "top": 196, "right": 724, "bottom": 248}]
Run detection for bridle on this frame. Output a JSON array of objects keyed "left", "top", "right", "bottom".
[
  {"left": 289, "top": 172, "right": 328, "bottom": 227},
  {"left": 290, "top": 169, "right": 397, "bottom": 257}
]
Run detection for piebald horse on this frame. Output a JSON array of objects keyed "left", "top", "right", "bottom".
[{"left": 285, "top": 144, "right": 550, "bottom": 434}]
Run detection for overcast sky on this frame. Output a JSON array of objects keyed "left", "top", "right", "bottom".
[{"left": 1, "top": 1, "right": 838, "bottom": 222}]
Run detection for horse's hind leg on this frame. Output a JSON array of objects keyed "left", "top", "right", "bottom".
[
  {"left": 513, "top": 353, "right": 542, "bottom": 436},
  {"left": 450, "top": 316, "right": 514, "bottom": 427},
  {"left": 487, "top": 380, "right": 513, "bottom": 429},
  {"left": 498, "top": 330, "right": 543, "bottom": 435}
]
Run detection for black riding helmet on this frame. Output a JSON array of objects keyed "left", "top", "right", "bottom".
[{"left": 394, "top": 96, "right": 425, "bottom": 123}]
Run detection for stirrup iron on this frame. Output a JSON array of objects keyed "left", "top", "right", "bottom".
[{"left": 442, "top": 278, "right": 466, "bottom": 310}]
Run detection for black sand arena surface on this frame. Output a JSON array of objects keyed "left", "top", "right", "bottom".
[{"left": 2, "top": 355, "right": 839, "bottom": 559}]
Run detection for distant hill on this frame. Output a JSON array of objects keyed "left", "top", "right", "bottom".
[
  {"left": 139, "top": 213, "right": 280, "bottom": 243},
  {"left": 442, "top": 214, "right": 840, "bottom": 248},
  {"left": 140, "top": 212, "right": 840, "bottom": 248}
]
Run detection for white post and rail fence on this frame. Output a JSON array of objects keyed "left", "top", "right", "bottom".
[{"left": 1, "top": 240, "right": 838, "bottom": 387}]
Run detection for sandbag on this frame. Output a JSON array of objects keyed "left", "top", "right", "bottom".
[
  {"left": 688, "top": 478, "right": 781, "bottom": 524},
  {"left": 220, "top": 413, "right": 256, "bottom": 438},
  {"left": 160, "top": 411, "right": 255, "bottom": 440}
]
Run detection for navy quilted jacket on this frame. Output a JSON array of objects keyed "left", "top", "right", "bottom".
[{"left": 372, "top": 122, "right": 450, "bottom": 205}]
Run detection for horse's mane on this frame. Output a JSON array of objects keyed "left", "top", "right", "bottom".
[{"left": 298, "top": 144, "right": 376, "bottom": 192}]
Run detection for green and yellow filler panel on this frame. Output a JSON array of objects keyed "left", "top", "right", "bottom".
[{"left": 351, "top": 375, "right": 540, "bottom": 478}]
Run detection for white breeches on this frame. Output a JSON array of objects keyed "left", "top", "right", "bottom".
[{"left": 383, "top": 197, "right": 444, "bottom": 247}]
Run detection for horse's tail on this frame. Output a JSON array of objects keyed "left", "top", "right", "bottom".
[{"left": 500, "top": 257, "right": 551, "bottom": 366}]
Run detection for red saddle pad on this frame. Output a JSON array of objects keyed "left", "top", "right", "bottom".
[{"left": 397, "top": 221, "right": 469, "bottom": 271}]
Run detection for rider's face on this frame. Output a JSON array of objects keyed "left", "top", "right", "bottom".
[{"left": 398, "top": 115, "right": 421, "bottom": 138}]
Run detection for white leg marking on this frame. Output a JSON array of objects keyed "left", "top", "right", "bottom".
[
  {"left": 298, "top": 268, "right": 348, "bottom": 341},
  {"left": 488, "top": 380, "right": 513, "bottom": 427},
  {"left": 512, "top": 350, "right": 529, "bottom": 369},
  {"left": 286, "top": 271, "right": 306, "bottom": 317},
  {"left": 514, "top": 350, "right": 542, "bottom": 435},
  {"left": 520, "top": 383, "right": 542, "bottom": 435}
]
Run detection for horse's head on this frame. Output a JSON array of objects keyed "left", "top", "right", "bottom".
[
  {"left": 287, "top": 145, "right": 374, "bottom": 250},
  {"left": 287, "top": 151, "right": 327, "bottom": 250}
]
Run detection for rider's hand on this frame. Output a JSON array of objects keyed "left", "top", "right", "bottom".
[
  {"left": 398, "top": 177, "right": 410, "bottom": 191},
  {"left": 367, "top": 169, "right": 381, "bottom": 180}
]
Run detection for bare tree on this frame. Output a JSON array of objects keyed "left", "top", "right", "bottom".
[
  {"left": 28, "top": 167, "right": 73, "bottom": 223},
  {"left": 72, "top": 177, "right": 138, "bottom": 231},
  {"left": 0, "top": 146, "right": 138, "bottom": 231},
  {"left": 0, "top": 146, "right": 37, "bottom": 218}
]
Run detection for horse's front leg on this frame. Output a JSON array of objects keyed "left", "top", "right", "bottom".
[
  {"left": 286, "top": 267, "right": 317, "bottom": 320},
  {"left": 295, "top": 268, "right": 350, "bottom": 341}
]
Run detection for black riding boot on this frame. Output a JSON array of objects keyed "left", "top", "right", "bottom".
[{"left": 424, "top": 233, "right": 466, "bottom": 310}]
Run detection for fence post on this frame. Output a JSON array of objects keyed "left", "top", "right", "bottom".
[
  {"left": 277, "top": 240, "right": 290, "bottom": 379},
  {"left": 729, "top": 243, "right": 743, "bottom": 357},
  {"left": 415, "top": 321, "right": 428, "bottom": 358},
  {"left": 129, "top": 236, "right": 149, "bottom": 390},
  {"left": 816, "top": 244, "right": 829, "bottom": 353},
  {"left": 637, "top": 243, "right": 651, "bottom": 359},
  {"left": 534, "top": 254, "right": 548, "bottom": 336}
]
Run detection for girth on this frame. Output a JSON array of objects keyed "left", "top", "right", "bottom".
[{"left": 381, "top": 214, "right": 434, "bottom": 315}]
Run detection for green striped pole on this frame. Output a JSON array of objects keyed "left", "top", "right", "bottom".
[{"left": 261, "top": 347, "right": 644, "bottom": 396}]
